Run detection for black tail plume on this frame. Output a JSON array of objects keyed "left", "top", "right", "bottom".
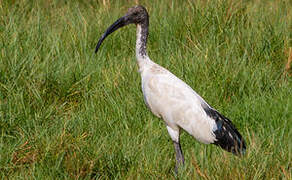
[{"left": 205, "top": 107, "right": 246, "bottom": 156}]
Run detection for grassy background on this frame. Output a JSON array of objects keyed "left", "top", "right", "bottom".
[{"left": 0, "top": 0, "right": 291, "bottom": 179}]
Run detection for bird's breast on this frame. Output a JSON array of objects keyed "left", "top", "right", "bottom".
[
  {"left": 141, "top": 76, "right": 163, "bottom": 118},
  {"left": 141, "top": 74, "right": 191, "bottom": 122}
]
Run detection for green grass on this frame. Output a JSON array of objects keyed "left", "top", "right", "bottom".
[{"left": 0, "top": 0, "right": 291, "bottom": 179}]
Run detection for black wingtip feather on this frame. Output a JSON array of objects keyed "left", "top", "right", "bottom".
[{"left": 204, "top": 107, "right": 246, "bottom": 156}]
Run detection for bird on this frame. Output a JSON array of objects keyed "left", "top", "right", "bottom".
[{"left": 95, "top": 5, "right": 246, "bottom": 172}]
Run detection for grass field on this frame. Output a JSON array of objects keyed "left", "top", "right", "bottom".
[{"left": 0, "top": 0, "right": 291, "bottom": 179}]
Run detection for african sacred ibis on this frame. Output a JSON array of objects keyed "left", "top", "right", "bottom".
[{"left": 95, "top": 5, "right": 246, "bottom": 171}]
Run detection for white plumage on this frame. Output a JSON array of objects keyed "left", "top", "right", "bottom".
[
  {"left": 95, "top": 5, "right": 246, "bottom": 172},
  {"left": 139, "top": 55, "right": 217, "bottom": 144}
]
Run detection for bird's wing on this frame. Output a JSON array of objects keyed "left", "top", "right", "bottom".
[{"left": 143, "top": 72, "right": 218, "bottom": 143}]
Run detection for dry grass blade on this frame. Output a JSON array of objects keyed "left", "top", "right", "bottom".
[
  {"left": 191, "top": 156, "right": 210, "bottom": 180},
  {"left": 283, "top": 47, "right": 292, "bottom": 77},
  {"left": 280, "top": 165, "right": 291, "bottom": 179},
  {"left": 12, "top": 141, "right": 38, "bottom": 165}
]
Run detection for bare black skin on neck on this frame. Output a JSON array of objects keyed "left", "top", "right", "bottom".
[
  {"left": 137, "top": 20, "right": 149, "bottom": 57},
  {"left": 95, "top": 5, "right": 149, "bottom": 57}
]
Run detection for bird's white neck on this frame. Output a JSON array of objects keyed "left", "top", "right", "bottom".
[{"left": 136, "top": 24, "right": 151, "bottom": 71}]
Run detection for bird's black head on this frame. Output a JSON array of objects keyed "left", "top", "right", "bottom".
[
  {"left": 124, "top": 5, "right": 149, "bottom": 25},
  {"left": 95, "top": 5, "right": 149, "bottom": 53}
]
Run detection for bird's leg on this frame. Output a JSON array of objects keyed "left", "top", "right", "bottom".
[
  {"left": 173, "top": 141, "right": 185, "bottom": 173},
  {"left": 166, "top": 125, "right": 184, "bottom": 173}
]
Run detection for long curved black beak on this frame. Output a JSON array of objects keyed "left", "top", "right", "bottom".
[{"left": 95, "top": 16, "right": 128, "bottom": 53}]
